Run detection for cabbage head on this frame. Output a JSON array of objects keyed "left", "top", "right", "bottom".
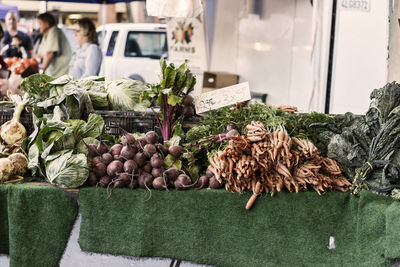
[{"left": 106, "top": 78, "right": 150, "bottom": 111}]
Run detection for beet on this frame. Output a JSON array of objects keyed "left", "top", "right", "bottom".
[
  {"left": 107, "top": 160, "right": 124, "bottom": 178},
  {"left": 143, "top": 162, "right": 152, "bottom": 173},
  {"left": 84, "top": 142, "right": 100, "bottom": 157},
  {"left": 174, "top": 174, "right": 192, "bottom": 190},
  {"left": 136, "top": 137, "right": 147, "bottom": 150},
  {"left": 156, "top": 144, "right": 168, "bottom": 158},
  {"left": 97, "top": 141, "right": 109, "bottom": 155},
  {"left": 87, "top": 172, "right": 98, "bottom": 186},
  {"left": 197, "top": 176, "right": 209, "bottom": 189},
  {"left": 143, "top": 144, "right": 157, "bottom": 158},
  {"left": 138, "top": 171, "right": 154, "bottom": 188},
  {"left": 113, "top": 173, "right": 131, "bottom": 189},
  {"left": 128, "top": 178, "right": 138, "bottom": 189},
  {"left": 151, "top": 167, "right": 164, "bottom": 178},
  {"left": 209, "top": 176, "right": 222, "bottom": 189},
  {"left": 94, "top": 163, "right": 107, "bottom": 177},
  {"left": 183, "top": 94, "right": 194, "bottom": 106},
  {"left": 134, "top": 152, "right": 147, "bottom": 167},
  {"left": 168, "top": 145, "right": 184, "bottom": 158},
  {"left": 205, "top": 168, "right": 214, "bottom": 178},
  {"left": 113, "top": 154, "right": 125, "bottom": 162},
  {"left": 150, "top": 153, "right": 163, "bottom": 168},
  {"left": 98, "top": 175, "right": 112, "bottom": 187},
  {"left": 163, "top": 168, "right": 180, "bottom": 182},
  {"left": 120, "top": 128, "right": 136, "bottom": 146},
  {"left": 109, "top": 144, "right": 122, "bottom": 156},
  {"left": 92, "top": 156, "right": 103, "bottom": 165},
  {"left": 102, "top": 153, "right": 113, "bottom": 165},
  {"left": 145, "top": 131, "right": 159, "bottom": 144},
  {"left": 120, "top": 145, "right": 136, "bottom": 160},
  {"left": 153, "top": 177, "right": 167, "bottom": 190},
  {"left": 124, "top": 160, "right": 138, "bottom": 174}
]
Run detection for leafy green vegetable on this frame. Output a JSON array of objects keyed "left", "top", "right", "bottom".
[
  {"left": 45, "top": 150, "right": 89, "bottom": 188},
  {"left": 164, "top": 154, "right": 182, "bottom": 170},
  {"left": 20, "top": 73, "right": 54, "bottom": 97},
  {"left": 107, "top": 78, "right": 150, "bottom": 111}
]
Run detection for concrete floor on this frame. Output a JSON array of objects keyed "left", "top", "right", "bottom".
[{"left": 0, "top": 213, "right": 213, "bottom": 267}]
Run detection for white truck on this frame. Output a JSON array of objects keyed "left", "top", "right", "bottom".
[{"left": 97, "top": 23, "right": 168, "bottom": 83}]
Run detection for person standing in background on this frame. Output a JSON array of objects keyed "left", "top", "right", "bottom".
[
  {"left": 2, "top": 11, "right": 33, "bottom": 58},
  {"left": 68, "top": 18, "right": 102, "bottom": 79},
  {"left": 36, "top": 12, "right": 71, "bottom": 77}
]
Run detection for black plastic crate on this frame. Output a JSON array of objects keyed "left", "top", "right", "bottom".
[
  {"left": 94, "top": 110, "right": 159, "bottom": 137},
  {"left": 0, "top": 107, "right": 34, "bottom": 135}
]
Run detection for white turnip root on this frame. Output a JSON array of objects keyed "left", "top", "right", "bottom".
[
  {"left": 0, "top": 98, "right": 27, "bottom": 145},
  {"left": 8, "top": 153, "right": 28, "bottom": 176},
  {"left": 0, "top": 158, "right": 14, "bottom": 182}
]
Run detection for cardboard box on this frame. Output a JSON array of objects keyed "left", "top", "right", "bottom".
[{"left": 202, "top": 72, "right": 239, "bottom": 91}]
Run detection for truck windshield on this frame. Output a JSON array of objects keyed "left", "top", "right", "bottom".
[{"left": 124, "top": 31, "right": 168, "bottom": 59}]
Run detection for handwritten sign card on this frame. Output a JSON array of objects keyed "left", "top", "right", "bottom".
[{"left": 194, "top": 82, "right": 251, "bottom": 114}]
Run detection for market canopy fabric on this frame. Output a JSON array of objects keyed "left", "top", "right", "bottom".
[
  {"left": 40, "top": 0, "right": 144, "bottom": 3},
  {"left": 0, "top": 3, "right": 18, "bottom": 19}
]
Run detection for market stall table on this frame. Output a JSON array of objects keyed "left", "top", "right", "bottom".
[{"left": 1, "top": 183, "right": 400, "bottom": 266}]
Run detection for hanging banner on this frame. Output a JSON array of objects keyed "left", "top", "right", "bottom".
[{"left": 167, "top": 16, "right": 208, "bottom": 94}]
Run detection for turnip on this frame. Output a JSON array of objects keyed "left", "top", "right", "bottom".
[
  {"left": 155, "top": 144, "right": 168, "bottom": 158},
  {"left": 163, "top": 168, "right": 180, "bottom": 183},
  {"left": 209, "top": 176, "right": 222, "bottom": 189},
  {"left": 124, "top": 160, "right": 138, "bottom": 174},
  {"left": 196, "top": 176, "right": 209, "bottom": 190},
  {"left": 98, "top": 175, "right": 112, "bottom": 187},
  {"left": 143, "top": 144, "right": 156, "bottom": 158},
  {"left": 87, "top": 172, "right": 98, "bottom": 186},
  {"left": 8, "top": 153, "right": 28, "bottom": 176},
  {"left": 0, "top": 96, "right": 27, "bottom": 145},
  {"left": 145, "top": 131, "right": 159, "bottom": 144},
  {"left": 150, "top": 153, "right": 163, "bottom": 168},
  {"left": 101, "top": 153, "right": 113, "bottom": 165},
  {"left": 134, "top": 152, "right": 146, "bottom": 167},
  {"left": 97, "top": 141, "right": 109, "bottom": 155},
  {"left": 109, "top": 144, "right": 122, "bottom": 156},
  {"left": 153, "top": 176, "right": 167, "bottom": 190},
  {"left": 120, "top": 144, "right": 136, "bottom": 160},
  {"left": 174, "top": 174, "right": 192, "bottom": 190},
  {"left": 107, "top": 160, "right": 124, "bottom": 178},
  {"left": 0, "top": 158, "right": 14, "bottom": 182},
  {"left": 143, "top": 162, "right": 152, "bottom": 173},
  {"left": 168, "top": 145, "right": 184, "bottom": 158},
  {"left": 94, "top": 163, "right": 107, "bottom": 177},
  {"left": 151, "top": 167, "right": 164, "bottom": 178}
]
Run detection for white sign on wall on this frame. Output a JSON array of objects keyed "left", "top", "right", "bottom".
[
  {"left": 341, "top": 0, "right": 370, "bottom": 12},
  {"left": 194, "top": 82, "right": 251, "bottom": 114}
]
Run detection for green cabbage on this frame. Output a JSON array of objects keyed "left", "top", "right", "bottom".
[{"left": 106, "top": 78, "right": 150, "bottom": 111}]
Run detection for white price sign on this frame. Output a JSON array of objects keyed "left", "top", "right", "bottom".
[{"left": 194, "top": 82, "right": 251, "bottom": 114}]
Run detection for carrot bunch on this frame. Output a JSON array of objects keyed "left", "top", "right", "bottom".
[{"left": 207, "top": 121, "right": 351, "bottom": 210}]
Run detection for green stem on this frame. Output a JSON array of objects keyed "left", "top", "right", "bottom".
[{"left": 13, "top": 102, "right": 25, "bottom": 122}]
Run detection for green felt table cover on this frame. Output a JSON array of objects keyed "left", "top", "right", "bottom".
[
  {"left": 0, "top": 184, "right": 78, "bottom": 267},
  {"left": 79, "top": 188, "right": 400, "bottom": 267}
]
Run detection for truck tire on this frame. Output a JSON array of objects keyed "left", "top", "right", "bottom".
[{"left": 129, "top": 74, "right": 145, "bottom": 83}]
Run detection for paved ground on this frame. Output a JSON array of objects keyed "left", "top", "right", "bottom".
[{"left": 0, "top": 213, "right": 212, "bottom": 267}]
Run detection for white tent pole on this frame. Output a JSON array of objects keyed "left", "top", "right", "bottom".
[{"left": 101, "top": 0, "right": 106, "bottom": 77}]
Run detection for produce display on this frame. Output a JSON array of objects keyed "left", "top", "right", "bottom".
[{"left": 4, "top": 57, "right": 39, "bottom": 75}]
